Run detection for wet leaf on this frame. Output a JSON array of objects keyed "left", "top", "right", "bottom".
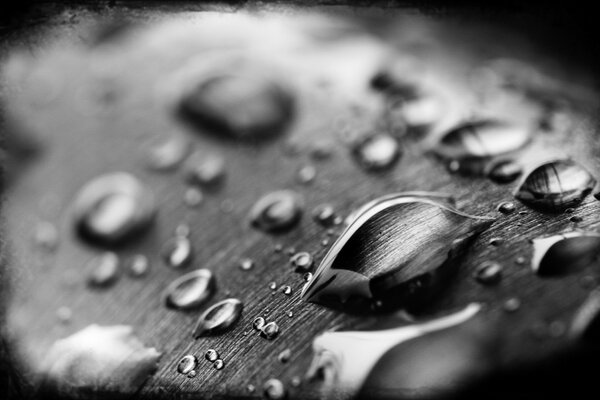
[
  {"left": 531, "top": 231, "right": 600, "bottom": 276},
  {"left": 515, "top": 159, "right": 596, "bottom": 212},
  {"left": 192, "top": 298, "right": 243, "bottom": 339},
  {"left": 163, "top": 269, "right": 216, "bottom": 310},
  {"left": 300, "top": 192, "right": 493, "bottom": 312},
  {"left": 305, "top": 304, "right": 481, "bottom": 396},
  {"left": 39, "top": 325, "right": 161, "bottom": 395}
]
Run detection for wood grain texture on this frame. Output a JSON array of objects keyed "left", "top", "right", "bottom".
[{"left": 2, "top": 3, "right": 600, "bottom": 399}]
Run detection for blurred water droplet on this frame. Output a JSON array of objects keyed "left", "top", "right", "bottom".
[
  {"left": 515, "top": 159, "right": 596, "bottom": 212},
  {"left": 253, "top": 317, "right": 266, "bottom": 331},
  {"left": 548, "top": 321, "right": 566, "bottom": 338},
  {"left": 56, "top": 307, "right": 72, "bottom": 324},
  {"left": 183, "top": 152, "right": 226, "bottom": 188},
  {"left": 214, "top": 359, "right": 224, "bottom": 370},
  {"left": 580, "top": 275, "right": 597, "bottom": 289},
  {"left": 260, "top": 322, "right": 280, "bottom": 340},
  {"left": 179, "top": 73, "right": 294, "bottom": 141},
  {"left": 177, "top": 355, "right": 197, "bottom": 375},
  {"left": 487, "top": 159, "right": 522, "bottom": 184},
  {"left": 312, "top": 204, "right": 337, "bottom": 227},
  {"left": 515, "top": 256, "right": 526, "bottom": 265},
  {"left": 146, "top": 138, "right": 190, "bottom": 172},
  {"left": 192, "top": 298, "right": 243, "bottom": 338},
  {"left": 291, "top": 376, "right": 301, "bottom": 387},
  {"left": 164, "top": 269, "right": 215, "bottom": 310},
  {"left": 34, "top": 221, "right": 59, "bottom": 252},
  {"left": 401, "top": 95, "right": 447, "bottom": 128},
  {"left": 321, "top": 239, "right": 329, "bottom": 247},
  {"left": 162, "top": 235, "right": 193, "bottom": 269},
  {"left": 274, "top": 244, "right": 283, "bottom": 253},
  {"left": 220, "top": 199, "right": 235, "bottom": 214},
  {"left": 497, "top": 202, "right": 516, "bottom": 214},
  {"left": 570, "top": 215, "right": 583, "bottom": 223},
  {"left": 128, "top": 254, "right": 149, "bottom": 278},
  {"left": 281, "top": 285, "right": 292, "bottom": 296},
  {"left": 297, "top": 165, "right": 317, "bottom": 184},
  {"left": 310, "top": 141, "right": 334, "bottom": 160},
  {"left": 247, "top": 384, "right": 256, "bottom": 393},
  {"left": 183, "top": 187, "right": 203, "bottom": 208},
  {"left": 87, "top": 252, "right": 120, "bottom": 288},
  {"left": 263, "top": 378, "right": 286, "bottom": 400},
  {"left": 175, "top": 224, "right": 191, "bottom": 237},
  {"left": 73, "top": 173, "right": 156, "bottom": 245},
  {"left": 278, "top": 349, "right": 291, "bottom": 363},
  {"left": 239, "top": 258, "right": 255, "bottom": 271},
  {"left": 503, "top": 298, "right": 521, "bottom": 313},
  {"left": 531, "top": 231, "right": 600, "bottom": 276},
  {"left": 205, "top": 349, "right": 219, "bottom": 362},
  {"left": 250, "top": 191, "right": 303, "bottom": 233},
  {"left": 286, "top": 247, "right": 296, "bottom": 256},
  {"left": 473, "top": 261, "right": 502, "bottom": 285},
  {"left": 290, "top": 252, "right": 313, "bottom": 273},
  {"left": 352, "top": 134, "right": 401, "bottom": 172}
]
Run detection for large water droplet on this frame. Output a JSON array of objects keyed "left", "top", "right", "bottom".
[
  {"left": 192, "top": 298, "right": 243, "bottom": 339},
  {"left": 179, "top": 73, "right": 294, "bottom": 141},
  {"left": 263, "top": 378, "right": 286, "bottom": 400},
  {"left": 161, "top": 235, "right": 193, "bottom": 269},
  {"left": 352, "top": 134, "right": 401, "bottom": 172},
  {"left": 290, "top": 252, "right": 313, "bottom": 273},
  {"left": 87, "top": 252, "right": 120, "bottom": 288},
  {"left": 301, "top": 192, "right": 494, "bottom": 311},
  {"left": 515, "top": 159, "right": 596, "bottom": 212},
  {"left": 183, "top": 152, "right": 226, "bottom": 188},
  {"left": 146, "top": 137, "right": 190, "bottom": 171},
  {"left": 531, "top": 231, "right": 600, "bottom": 276},
  {"left": 434, "top": 120, "right": 531, "bottom": 159},
  {"left": 163, "top": 269, "right": 216, "bottom": 310},
  {"left": 177, "top": 355, "right": 197, "bottom": 375},
  {"left": 497, "top": 201, "right": 516, "bottom": 214},
  {"left": 249, "top": 190, "right": 303, "bottom": 233},
  {"left": 73, "top": 173, "right": 156, "bottom": 245}
]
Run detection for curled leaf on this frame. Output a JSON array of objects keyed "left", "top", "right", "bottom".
[
  {"left": 531, "top": 231, "right": 600, "bottom": 276},
  {"left": 301, "top": 192, "right": 493, "bottom": 311},
  {"left": 305, "top": 304, "right": 481, "bottom": 396},
  {"left": 39, "top": 325, "right": 161, "bottom": 395}
]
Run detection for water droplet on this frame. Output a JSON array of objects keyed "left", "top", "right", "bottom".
[
  {"left": 175, "top": 223, "right": 191, "bottom": 237},
  {"left": 564, "top": 207, "right": 575, "bottom": 214},
  {"left": 269, "top": 282, "right": 277, "bottom": 291},
  {"left": 531, "top": 231, "right": 600, "bottom": 276},
  {"left": 73, "top": 173, "right": 156, "bottom": 245},
  {"left": 177, "top": 355, "right": 197, "bottom": 375},
  {"left": 503, "top": 297, "right": 521, "bottom": 313},
  {"left": 301, "top": 192, "right": 494, "bottom": 311},
  {"left": 34, "top": 221, "right": 59, "bottom": 252},
  {"left": 164, "top": 269, "right": 216, "bottom": 310},
  {"left": 274, "top": 244, "right": 283, "bottom": 253},
  {"left": 249, "top": 191, "right": 303, "bottom": 233},
  {"left": 277, "top": 349, "right": 291, "bottom": 363},
  {"left": 487, "top": 159, "right": 522, "bottom": 184},
  {"left": 290, "top": 252, "right": 313, "bottom": 273},
  {"left": 303, "top": 272, "right": 313, "bottom": 282},
  {"left": 263, "top": 378, "right": 286, "bottom": 400},
  {"left": 183, "top": 152, "right": 226, "bottom": 188},
  {"left": 128, "top": 254, "right": 149, "bottom": 278},
  {"left": 570, "top": 215, "right": 583, "bottom": 223},
  {"left": 516, "top": 159, "right": 596, "bottom": 212},
  {"left": 146, "top": 137, "right": 190, "bottom": 171},
  {"left": 161, "top": 235, "right": 193, "bottom": 269},
  {"left": 239, "top": 258, "right": 255, "bottom": 271},
  {"left": 220, "top": 199, "right": 235, "bottom": 214},
  {"left": 205, "top": 349, "right": 219, "bottom": 362},
  {"left": 178, "top": 73, "right": 294, "bottom": 141},
  {"left": 291, "top": 376, "right": 301, "bottom": 387},
  {"left": 213, "top": 359, "right": 224, "bottom": 370},
  {"left": 515, "top": 256, "right": 526, "bottom": 265},
  {"left": 488, "top": 237, "right": 503, "bottom": 247},
  {"left": 192, "top": 298, "right": 243, "bottom": 339},
  {"left": 312, "top": 204, "right": 337, "bottom": 227},
  {"left": 253, "top": 317, "right": 266, "bottom": 331},
  {"left": 497, "top": 201, "right": 516, "bottom": 214},
  {"left": 548, "top": 321, "right": 566, "bottom": 338},
  {"left": 287, "top": 311, "right": 294, "bottom": 318},
  {"left": 321, "top": 239, "right": 329, "bottom": 247},
  {"left": 87, "top": 252, "right": 120, "bottom": 288},
  {"left": 247, "top": 384, "right": 256, "bottom": 393},
  {"left": 260, "top": 322, "right": 279, "bottom": 340},
  {"left": 281, "top": 285, "right": 292, "bottom": 296},
  {"left": 297, "top": 165, "right": 316, "bottom": 184},
  {"left": 352, "top": 134, "right": 401, "bottom": 172},
  {"left": 187, "top": 370, "right": 196, "bottom": 378},
  {"left": 183, "top": 187, "right": 203, "bottom": 208},
  {"left": 401, "top": 95, "right": 447, "bottom": 128},
  {"left": 310, "top": 141, "right": 334, "bottom": 160},
  {"left": 286, "top": 247, "right": 296, "bottom": 256},
  {"left": 434, "top": 120, "right": 531, "bottom": 159},
  {"left": 56, "top": 307, "right": 72, "bottom": 324},
  {"left": 473, "top": 261, "right": 502, "bottom": 285}
]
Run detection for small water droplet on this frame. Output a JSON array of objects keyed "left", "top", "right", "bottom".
[
  {"left": 205, "top": 349, "right": 219, "bottom": 362},
  {"left": 570, "top": 215, "right": 583, "bottom": 223},
  {"left": 34, "top": 221, "right": 59, "bottom": 252},
  {"left": 253, "top": 316, "right": 266, "bottom": 331},
  {"left": 56, "top": 307, "right": 72, "bottom": 324},
  {"left": 281, "top": 285, "right": 292, "bottom": 296},
  {"left": 488, "top": 237, "right": 504, "bottom": 247},
  {"left": 73, "top": 173, "right": 156, "bottom": 245},
  {"left": 274, "top": 244, "right": 283, "bottom": 253},
  {"left": 286, "top": 247, "right": 296, "bottom": 256},
  {"left": 220, "top": 199, "right": 235, "bottom": 214},
  {"left": 213, "top": 359, "right": 224, "bottom": 370},
  {"left": 291, "top": 376, "right": 301, "bottom": 387},
  {"left": 146, "top": 137, "right": 190, "bottom": 171},
  {"left": 128, "top": 254, "right": 149, "bottom": 278},
  {"left": 516, "top": 159, "right": 596, "bottom": 212},
  {"left": 192, "top": 298, "right": 244, "bottom": 339},
  {"left": 263, "top": 378, "right": 286, "bottom": 400},
  {"left": 290, "top": 252, "right": 313, "bottom": 273},
  {"left": 177, "top": 355, "right": 197, "bottom": 375},
  {"left": 564, "top": 207, "right": 575, "bottom": 214},
  {"left": 164, "top": 269, "right": 216, "bottom": 310},
  {"left": 260, "top": 322, "right": 279, "bottom": 340},
  {"left": 250, "top": 191, "right": 303, "bottom": 233},
  {"left": 187, "top": 370, "right": 197, "bottom": 378},
  {"left": 352, "top": 134, "right": 401, "bottom": 172},
  {"left": 503, "top": 297, "right": 521, "bottom": 313},
  {"left": 473, "top": 261, "right": 502, "bottom": 285},
  {"left": 175, "top": 224, "right": 191, "bottom": 237},
  {"left": 247, "top": 384, "right": 256, "bottom": 393},
  {"left": 312, "top": 204, "right": 337, "bottom": 227},
  {"left": 548, "top": 320, "right": 566, "bottom": 338},
  {"left": 267, "top": 281, "right": 277, "bottom": 290},
  {"left": 277, "top": 349, "right": 291, "bottom": 363},
  {"left": 239, "top": 258, "right": 255, "bottom": 271},
  {"left": 162, "top": 235, "right": 193, "bottom": 269},
  {"left": 287, "top": 311, "right": 294, "bottom": 318},
  {"left": 321, "top": 239, "right": 329, "bottom": 247},
  {"left": 303, "top": 272, "right": 313, "bottom": 282},
  {"left": 487, "top": 159, "right": 522, "bottom": 184},
  {"left": 515, "top": 256, "right": 526, "bottom": 265},
  {"left": 297, "top": 165, "right": 316, "bottom": 184},
  {"left": 310, "top": 141, "right": 334, "bottom": 160},
  {"left": 497, "top": 202, "right": 516, "bottom": 214},
  {"left": 183, "top": 187, "right": 203, "bottom": 208},
  {"left": 87, "top": 252, "right": 120, "bottom": 288},
  {"left": 183, "top": 152, "right": 226, "bottom": 188}
]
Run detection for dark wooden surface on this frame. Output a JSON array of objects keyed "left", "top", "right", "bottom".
[{"left": 2, "top": 3, "right": 600, "bottom": 399}]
